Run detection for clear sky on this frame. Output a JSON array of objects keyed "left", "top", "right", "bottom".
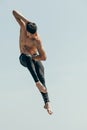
[{"left": 0, "top": 0, "right": 87, "bottom": 130}]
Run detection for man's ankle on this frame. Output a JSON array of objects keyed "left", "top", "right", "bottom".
[
  {"left": 35, "top": 81, "right": 47, "bottom": 93},
  {"left": 36, "top": 81, "right": 40, "bottom": 85}
]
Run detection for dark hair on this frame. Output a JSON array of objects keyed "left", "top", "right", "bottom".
[{"left": 26, "top": 22, "right": 37, "bottom": 34}]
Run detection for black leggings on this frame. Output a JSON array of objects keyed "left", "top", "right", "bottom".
[{"left": 19, "top": 53, "right": 50, "bottom": 104}]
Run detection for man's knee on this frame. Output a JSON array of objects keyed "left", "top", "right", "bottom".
[{"left": 19, "top": 53, "right": 27, "bottom": 67}]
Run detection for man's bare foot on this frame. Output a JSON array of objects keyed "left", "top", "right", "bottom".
[
  {"left": 36, "top": 81, "right": 47, "bottom": 93},
  {"left": 44, "top": 102, "right": 53, "bottom": 115}
]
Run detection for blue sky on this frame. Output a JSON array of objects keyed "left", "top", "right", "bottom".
[{"left": 0, "top": 0, "right": 87, "bottom": 130}]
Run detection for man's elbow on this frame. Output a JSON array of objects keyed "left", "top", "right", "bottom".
[
  {"left": 42, "top": 55, "right": 47, "bottom": 61},
  {"left": 12, "top": 10, "right": 16, "bottom": 16}
]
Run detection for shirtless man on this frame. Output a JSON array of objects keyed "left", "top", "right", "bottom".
[{"left": 12, "top": 10, "right": 53, "bottom": 115}]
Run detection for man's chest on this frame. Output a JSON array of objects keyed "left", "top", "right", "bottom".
[
  {"left": 23, "top": 39, "right": 37, "bottom": 52},
  {"left": 25, "top": 38, "right": 36, "bottom": 47}
]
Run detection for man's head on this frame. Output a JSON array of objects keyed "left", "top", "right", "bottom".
[{"left": 26, "top": 22, "right": 37, "bottom": 34}]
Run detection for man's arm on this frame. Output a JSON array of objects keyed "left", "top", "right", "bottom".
[
  {"left": 12, "top": 10, "right": 30, "bottom": 26},
  {"left": 32, "top": 40, "right": 47, "bottom": 61}
]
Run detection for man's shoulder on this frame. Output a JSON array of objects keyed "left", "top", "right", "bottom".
[
  {"left": 32, "top": 33, "right": 42, "bottom": 47},
  {"left": 36, "top": 34, "right": 42, "bottom": 43},
  {"left": 35, "top": 37, "right": 42, "bottom": 47}
]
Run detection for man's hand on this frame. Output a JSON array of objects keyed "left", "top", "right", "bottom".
[{"left": 32, "top": 54, "right": 46, "bottom": 61}]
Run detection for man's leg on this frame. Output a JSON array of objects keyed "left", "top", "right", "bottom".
[
  {"left": 34, "top": 60, "right": 49, "bottom": 102},
  {"left": 34, "top": 61, "right": 53, "bottom": 115},
  {"left": 19, "top": 53, "right": 47, "bottom": 93}
]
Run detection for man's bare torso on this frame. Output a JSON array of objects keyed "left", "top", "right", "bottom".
[
  {"left": 19, "top": 23, "right": 46, "bottom": 61},
  {"left": 19, "top": 28, "right": 40, "bottom": 56},
  {"left": 21, "top": 38, "right": 38, "bottom": 55}
]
